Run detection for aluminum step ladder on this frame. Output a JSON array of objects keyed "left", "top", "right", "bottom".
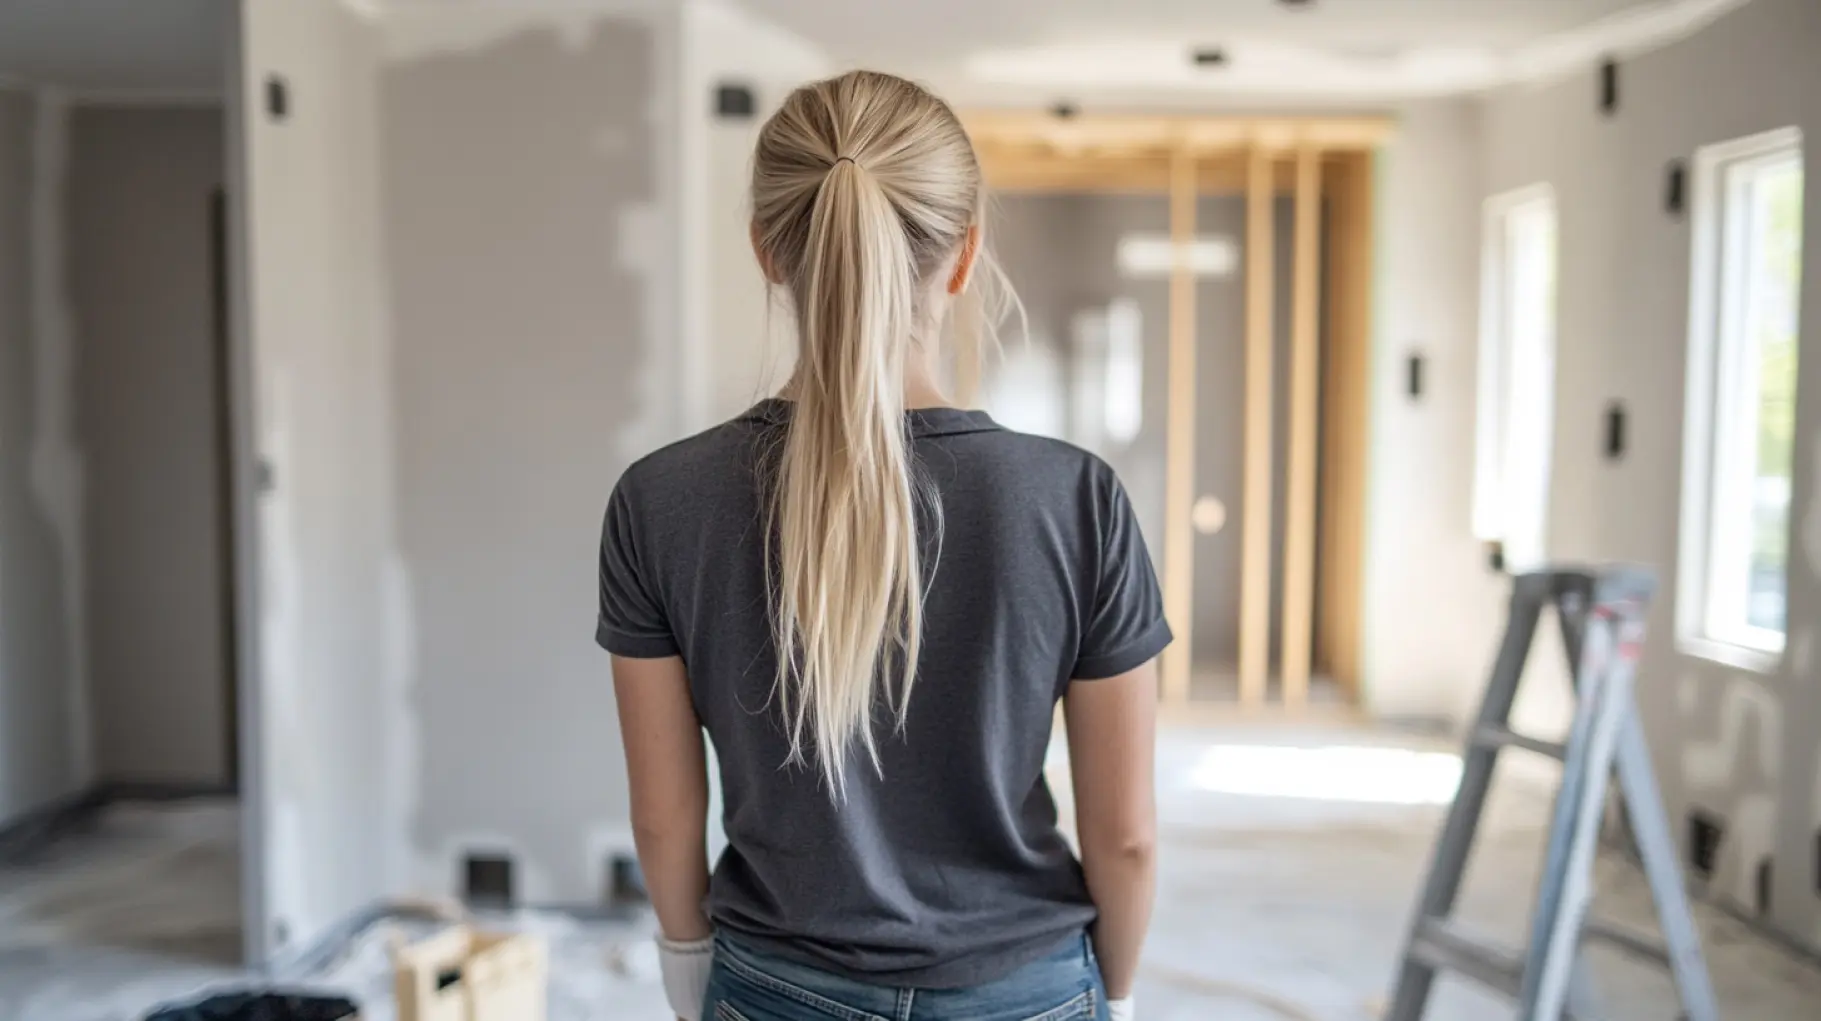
[{"left": 1385, "top": 568, "right": 1719, "bottom": 1021}]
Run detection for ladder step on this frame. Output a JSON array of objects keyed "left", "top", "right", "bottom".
[
  {"left": 1472, "top": 724, "right": 1567, "bottom": 760},
  {"left": 1408, "top": 918, "right": 1523, "bottom": 998}
]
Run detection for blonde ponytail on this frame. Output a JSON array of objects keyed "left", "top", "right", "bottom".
[{"left": 750, "top": 71, "right": 1002, "bottom": 792}]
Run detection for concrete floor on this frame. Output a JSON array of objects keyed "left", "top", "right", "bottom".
[{"left": 4, "top": 728, "right": 1820, "bottom": 1020}]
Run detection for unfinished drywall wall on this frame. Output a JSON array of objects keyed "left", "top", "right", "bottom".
[
  {"left": 68, "top": 105, "right": 230, "bottom": 789},
  {"left": 0, "top": 88, "right": 83, "bottom": 824},
  {"left": 1470, "top": 0, "right": 1821, "bottom": 948},
  {"left": 379, "top": 5, "right": 680, "bottom": 905},
  {"left": 235, "top": 0, "right": 399, "bottom": 960},
  {"left": 1359, "top": 97, "right": 1509, "bottom": 726}
]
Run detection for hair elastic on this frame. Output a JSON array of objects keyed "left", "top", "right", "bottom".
[{"left": 832, "top": 155, "right": 857, "bottom": 166}]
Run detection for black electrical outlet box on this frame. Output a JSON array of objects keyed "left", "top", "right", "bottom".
[
  {"left": 1605, "top": 402, "right": 1627, "bottom": 459},
  {"left": 266, "top": 76, "right": 288, "bottom": 120},
  {"left": 1666, "top": 160, "right": 1687, "bottom": 216},
  {"left": 1600, "top": 59, "right": 1619, "bottom": 115},
  {"left": 715, "top": 83, "right": 756, "bottom": 119},
  {"left": 1687, "top": 811, "right": 1724, "bottom": 877},
  {"left": 1407, "top": 352, "right": 1424, "bottom": 400},
  {"left": 463, "top": 852, "right": 514, "bottom": 907},
  {"left": 609, "top": 853, "right": 648, "bottom": 905}
]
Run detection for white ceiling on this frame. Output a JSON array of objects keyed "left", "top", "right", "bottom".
[
  {"left": 0, "top": 0, "right": 1748, "bottom": 101},
  {"left": 742, "top": 0, "right": 1651, "bottom": 66},
  {"left": 0, "top": 0, "right": 227, "bottom": 94},
  {"left": 724, "top": 0, "right": 1750, "bottom": 102}
]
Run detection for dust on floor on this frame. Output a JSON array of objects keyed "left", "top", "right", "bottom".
[{"left": 4, "top": 730, "right": 1821, "bottom": 1020}]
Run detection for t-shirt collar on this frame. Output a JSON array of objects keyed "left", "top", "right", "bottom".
[{"left": 739, "top": 398, "right": 1002, "bottom": 439}]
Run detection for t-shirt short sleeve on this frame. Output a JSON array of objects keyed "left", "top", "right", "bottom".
[
  {"left": 596, "top": 480, "right": 681, "bottom": 658},
  {"left": 1072, "top": 473, "right": 1173, "bottom": 680}
]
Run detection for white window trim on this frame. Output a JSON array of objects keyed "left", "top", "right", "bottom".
[
  {"left": 1675, "top": 126, "right": 1802, "bottom": 674},
  {"left": 1473, "top": 183, "right": 1558, "bottom": 563}
]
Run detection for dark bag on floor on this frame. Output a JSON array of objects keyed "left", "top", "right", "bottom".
[{"left": 144, "top": 992, "right": 359, "bottom": 1021}]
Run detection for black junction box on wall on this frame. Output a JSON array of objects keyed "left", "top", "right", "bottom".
[
  {"left": 1666, "top": 160, "right": 1688, "bottom": 216},
  {"left": 266, "top": 75, "right": 289, "bottom": 120},
  {"left": 1600, "top": 59, "right": 1619, "bottom": 115},
  {"left": 1605, "top": 402, "right": 1628, "bottom": 460},
  {"left": 716, "top": 82, "right": 756, "bottom": 119}
]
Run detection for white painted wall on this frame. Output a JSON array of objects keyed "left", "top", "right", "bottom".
[
  {"left": 1359, "top": 97, "right": 1510, "bottom": 727},
  {"left": 683, "top": 0, "right": 830, "bottom": 426},
  {"left": 1472, "top": 0, "right": 1821, "bottom": 948},
  {"left": 234, "top": 0, "right": 399, "bottom": 961}
]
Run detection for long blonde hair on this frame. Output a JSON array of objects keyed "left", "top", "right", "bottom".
[{"left": 750, "top": 70, "right": 1004, "bottom": 793}]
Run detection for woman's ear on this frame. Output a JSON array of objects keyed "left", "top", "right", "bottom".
[
  {"left": 947, "top": 224, "right": 981, "bottom": 295},
  {"left": 751, "top": 222, "right": 785, "bottom": 285}
]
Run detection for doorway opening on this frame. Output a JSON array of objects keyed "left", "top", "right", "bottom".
[
  {"left": 0, "top": 1, "right": 249, "bottom": 978},
  {"left": 970, "top": 113, "right": 1385, "bottom": 718}
]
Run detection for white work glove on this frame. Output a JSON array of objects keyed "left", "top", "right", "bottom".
[
  {"left": 1107, "top": 996, "right": 1135, "bottom": 1021},
  {"left": 658, "top": 934, "right": 714, "bottom": 1021}
]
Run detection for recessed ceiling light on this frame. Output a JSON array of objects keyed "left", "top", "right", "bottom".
[
  {"left": 1280, "top": 0, "right": 1315, "bottom": 7},
  {"left": 1191, "top": 48, "right": 1229, "bottom": 67}
]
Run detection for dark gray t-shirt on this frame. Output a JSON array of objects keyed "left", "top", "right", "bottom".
[{"left": 596, "top": 399, "right": 1170, "bottom": 989}]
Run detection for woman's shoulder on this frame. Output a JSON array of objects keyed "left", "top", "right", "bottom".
[
  {"left": 611, "top": 413, "right": 771, "bottom": 512},
  {"left": 952, "top": 424, "right": 1126, "bottom": 494}
]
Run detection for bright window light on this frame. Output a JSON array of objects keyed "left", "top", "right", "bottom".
[
  {"left": 1103, "top": 299, "right": 1143, "bottom": 444},
  {"left": 1068, "top": 300, "right": 1144, "bottom": 452},
  {"left": 1190, "top": 745, "right": 1463, "bottom": 806},
  {"left": 1679, "top": 128, "right": 1803, "bottom": 668},
  {"left": 1116, "top": 233, "right": 1237, "bottom": 279},
  {"left": 1473, "top": 185, "right": 1558, "bottom": 571}
]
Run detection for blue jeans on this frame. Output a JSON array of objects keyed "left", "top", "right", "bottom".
[{"left": 704, "top": 933, "right": 1110, "bottom": 1021}]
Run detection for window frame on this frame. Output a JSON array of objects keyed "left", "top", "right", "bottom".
[
  {"left": 1676, "top": 126, "right": 1804, "bottom": 673},
  {"left": 1472, "top": 184, "right": 1560, "bottom": 571}
]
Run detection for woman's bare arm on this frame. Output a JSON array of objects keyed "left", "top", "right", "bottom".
[
  {"left": 1063, "top": 660, "right": 1159, "bottom": 1000},
  {"left": 612, "top": 654, "right": 712, "bottom": 942}
]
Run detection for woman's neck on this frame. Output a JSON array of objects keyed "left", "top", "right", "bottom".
[
  {"left": 777, "top": 369, "right": 956, "bottom": 411},
  {"left": 903, "top": 372, "right": 951, "bottom": 410}
]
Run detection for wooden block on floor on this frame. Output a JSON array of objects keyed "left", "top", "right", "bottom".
[{"left": 394, "top": 924, "right": 548, "bottom": 1021}]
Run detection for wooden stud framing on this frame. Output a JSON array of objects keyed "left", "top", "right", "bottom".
[
  {"left": 961, "top": 112, "right": 1394, "bottom": 158},
  {"left": 1316, "top": 154, "right": 1376, "bottom": 697},
  {"left": 963, "top": 111, "right": 1389, "bottom": 714},
  {"left": 1238, "top": 147, "right": 1276, "bottom": 709},
  {"left": 1160, "top": 151, "right": 1198, "bottom": 707},
  {"left": 971, "top": 149, "right": 1303, "bottom": 196},
  {"left": 1280, "top": 147, "right": 1323, "bottom": 710}
]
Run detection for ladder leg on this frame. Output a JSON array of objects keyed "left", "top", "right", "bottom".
[
  {"left": 1565, "top": 956, "right": 1602, "bottom": 1021},
  {"left": 1563, "top": 570, "right": 1720, "bottom": 1021},
  {"left": 1613, "top": 715, "right": 1721, "bottom": 1021},
  {"left": 1385, "top": 575, "right": 1548, "bottom": 1020},
  {"left": 1522, "top": 603, "right": 1634, "bottom": 1019}
]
